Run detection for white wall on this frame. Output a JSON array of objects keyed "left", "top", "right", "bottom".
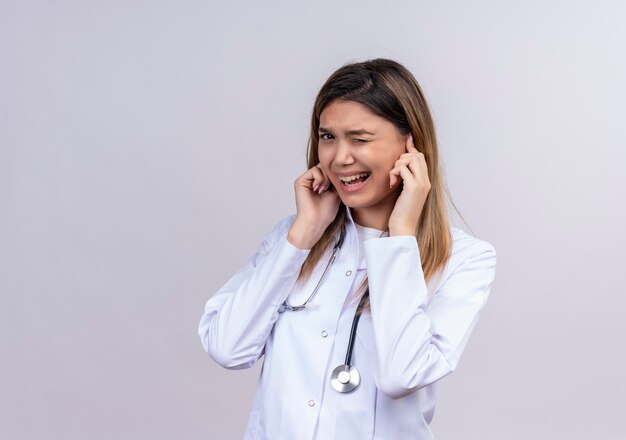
[{"left": 1, "top": 1, "right": 625, "bottom": 438}]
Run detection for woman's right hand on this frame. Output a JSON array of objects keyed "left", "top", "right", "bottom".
[{"left": 287, "top": 164, "right": 340, "bottom": 250}]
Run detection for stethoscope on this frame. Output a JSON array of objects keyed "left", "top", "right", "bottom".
[{"left": 277, "top": 224, "right": 380, "bottom": 393}]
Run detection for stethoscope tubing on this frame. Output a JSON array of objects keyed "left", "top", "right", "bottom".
[
  {"left": 278, "top": 225, "right": 345, "bottom": 312},
  {"left": 277, "top": 223, "right": 376, "bottom": 393},
  {"left": 344, "top": 290, "right": 369, "bottom": 367}
]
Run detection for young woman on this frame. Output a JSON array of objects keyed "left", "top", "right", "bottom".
[{"left": 198, "top": 58, "right": 497, "bottom": 439}]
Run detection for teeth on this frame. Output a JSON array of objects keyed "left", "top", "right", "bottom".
[{"left": 338, "top": 173, "right": 370, "bottom": 183}]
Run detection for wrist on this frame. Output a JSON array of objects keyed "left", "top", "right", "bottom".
[
  {"left": 287, "top": 219, "right": 326, "bottom": 250},
  {"left": 388, "top": 224, "right": 417, "bottom": 237}
]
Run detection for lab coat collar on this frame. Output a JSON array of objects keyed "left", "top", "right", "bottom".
[
  {"left": 344, "top": 203, "right": 354, "bottom": 222},
  {"left": 343, "top": 204, "right": 387, "bottom": 237}
]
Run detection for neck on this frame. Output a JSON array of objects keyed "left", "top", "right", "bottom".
[
  {"left": 351, "top": 203, "right": 394, "bottom": 231},
  {"left": 347, "top": 186, "right": 401, "bottom": 231}
]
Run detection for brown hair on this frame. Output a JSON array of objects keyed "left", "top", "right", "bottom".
[{"left": 299, "top": 58, "right": 460, "bottom": 312}]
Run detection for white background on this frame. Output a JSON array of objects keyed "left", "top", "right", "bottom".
[{"left": 1, "top": 1, "right": 625, "bottom": 439}]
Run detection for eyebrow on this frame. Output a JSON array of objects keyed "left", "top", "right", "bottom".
[{"left": 318, "top": 127, "right": 375, "bottom": 136}]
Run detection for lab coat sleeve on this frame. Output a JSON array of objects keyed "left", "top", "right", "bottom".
[
  {"left": 198, "top": 215, "right": 310, "bottom": 370},
  {"left": 364, "top": 235, "right": 497, "bottom": 399}
]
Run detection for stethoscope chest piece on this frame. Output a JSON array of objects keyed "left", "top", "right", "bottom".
[{"left": 330, "top": 364, "right": 360, "bottom": 393}]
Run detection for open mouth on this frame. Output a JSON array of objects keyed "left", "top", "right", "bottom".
[{"left": 338, "top": 172, "right": 371, "bottom": 187}]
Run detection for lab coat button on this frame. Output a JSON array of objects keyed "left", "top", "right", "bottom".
[
  {"left": 308, "top": 399, "right": 316, "bottom": 407},
  {"left": 345, "top": 270, "right": 352, "bottom": 276},
  {"left": 321, "top": 330, "right": 328, "bottom": 338}
]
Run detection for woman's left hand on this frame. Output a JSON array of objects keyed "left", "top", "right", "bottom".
[{"left": 388, "top": 134, "right": 431, "bottom": 236}]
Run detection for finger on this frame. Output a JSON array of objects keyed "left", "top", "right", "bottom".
[
  {"left": 397, "top": 152, "right": 419, "bottom": 160},
  {"left": 406, "top": 155, "right": 429, "bottom": 183},
  {"left": 397, "top": 163, "right": 415, "bottom": 184},
  {"left": 390, "top": 162, "right": 416, "bottom": 188},
  {"left": 389, "top": 167, "right": 400, "bottom": 188},
  {"left": 312, "top": 165, "right": 331, "bottom": 193},
  {"left": 394, "top": 156, "right": 412, "bottom": 167},
  {"left": 394, "top": 155, "right": 419, "bottom": 172},
  {"left": 308, "top": 165, "right": 327, "bottom": 192},
  {"left": 406, "top": 133, "right": 420, "bottom": 154},
  {"left": 391, "top": 153, "right": 411, "bottom": 183},
  {"left": 316, "top": 165, "right": 331, "bottom": 193}
]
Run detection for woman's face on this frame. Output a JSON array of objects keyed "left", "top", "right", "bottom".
[{"left": 317, "top": 99, "right": 407, "bottom": 223}]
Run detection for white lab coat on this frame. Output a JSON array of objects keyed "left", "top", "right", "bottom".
[{"left": 198, "top": 206, "right": 497, "bottom": 439}]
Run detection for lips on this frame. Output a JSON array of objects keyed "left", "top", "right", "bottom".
[
  {"left": 336, "top": 172, "right": 371, "bottom": 193},
  {"left": 337, "top": 172, "right": 371, "bottom": 184}
]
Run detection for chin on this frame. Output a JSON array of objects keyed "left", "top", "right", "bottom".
[
  {"left": 338, "top": 196, "right": 374, "bottom": 210},
  {"left": 338, "top": 188, "right": 400, "bottom": 212}
]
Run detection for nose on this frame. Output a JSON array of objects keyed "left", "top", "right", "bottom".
[{"left": 334, "top": 139, "right": 355, "bottom": 165}]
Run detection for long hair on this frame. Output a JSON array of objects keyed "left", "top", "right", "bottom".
[{"left": 298, "top": 58, "right": 456, "bottom": 312}]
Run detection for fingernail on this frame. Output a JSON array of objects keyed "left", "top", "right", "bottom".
[
  {"left": 318, "top": 185, "right": 326, "bottom": 194},
  {"left": 313, "top": 184, "right": 319, "bottom": 192}
]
